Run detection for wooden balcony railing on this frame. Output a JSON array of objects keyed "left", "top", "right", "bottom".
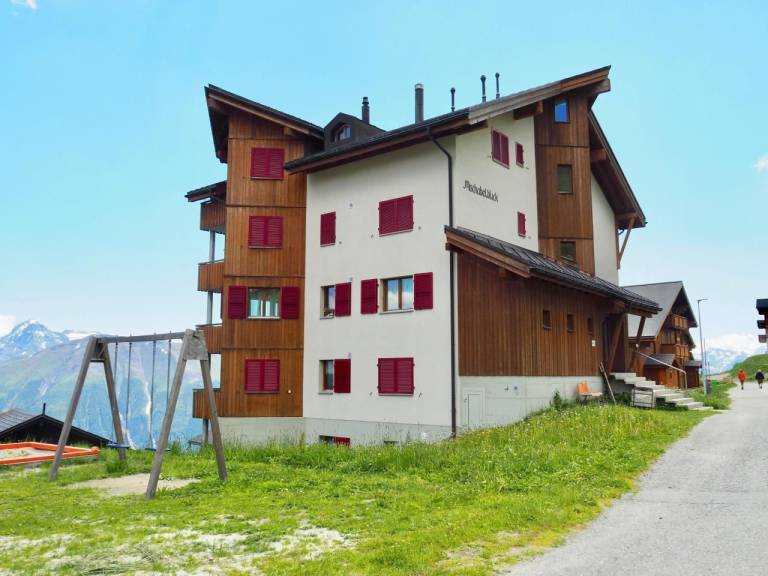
[
  {"left": 200, "top": 201, "right": 226, "bottom": 233},
  {"left": 198, "top": 323, "right": 222, "bottom": 354},
  {"left": 665, "top": 314, "right": 689, "bottom": 331},
  {"left": 197, "top": 260, "right": 224, "bottom": 293},
  {"left": 661, "top": 343, "right": 689, "bottom": 359},
  {"left": 192, "top": 387, "right": 221, "bottom": 420}
]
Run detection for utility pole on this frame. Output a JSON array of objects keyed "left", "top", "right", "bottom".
[{"left": 697, "top": 298, "right": 708, "bottom": 394}]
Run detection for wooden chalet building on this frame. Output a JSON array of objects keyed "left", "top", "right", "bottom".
[
  {"left": 758, "top": 299, "right": 767, "bottom": 348},
  {"left": 623, "top": 282, "right": 700, "bottom": 388},
  {"left": 186, "top": 66, "right": 661, "bottom": 445}
]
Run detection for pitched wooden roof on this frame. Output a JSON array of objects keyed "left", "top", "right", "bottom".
[
  {"left": 624, "top": 281, "right": 698, "bottom": 339},
  {"left": 0, "top": 408, "right": 111, "bottom": 446}
]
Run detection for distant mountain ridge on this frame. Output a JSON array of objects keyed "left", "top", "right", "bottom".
[{"left": 0, "top": 320, "right": 82, "bottom": 362}]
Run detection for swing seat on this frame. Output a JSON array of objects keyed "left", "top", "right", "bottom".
[{"left": 106, "top": 442, "right": 131, "bottom": 450}]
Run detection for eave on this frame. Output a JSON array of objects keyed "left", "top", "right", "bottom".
[{"left": 185, "top": 180, "right": 227, "bottom": 203}]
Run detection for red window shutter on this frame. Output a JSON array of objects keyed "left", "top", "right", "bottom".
[
  {"left": 500, "top": 133, "right": 509, "bottom": 166},
  {"left": 378, "top": 358, "right": 396, "bottom": 394},
  {"left": 335, "top": 282, "right": 352, "bottom": 317},
  {"left": 281, "top": 286, "right": 300, "bottom": 319},
  {"left": 334, "top": 436, "right": 350, "bottom": 446},
  {"left": 320, "top": 212, "right": 336, "bottom": 246},
  {"left": 492, "top": 130, "right": 501, "bottom": 162},
  {"left": 360, "top": 279, "right": 378, "bottom": 314},
  {"left": 266, "top": 216, "right": 283, "bottom": 248},
  {"left": 244, "top": 359, "right": 263, "bottom": 392},
  {"left": 334, "top": 359, "right": 351, "bottom": 393},
  {"left": 396, "top": 358, "right": 415, "bottom": 395},
  {"left": 263, "top": 359, "right": 280, "bottom": 392},
  {"left": 248, "top": 216, "right": 266, "bottom": 247},
  {"left": 395, "top": 196, "right": 414, "bottom": 231},
  {"left": 515, "top": 142, "right": 524, "bottom": 166},
  {"left": 413, "top": 273, "right": 433, "bottom": 310},
  {"left": 251, "top": 147, "right": 284, "bottom": 179},
  {"left": 379, "top": 199, "right": 396, "bottom": 234},
  {"left": 228, "top": 286, "right": 247, "bottom": 319},
  {"left": 517, "top": 212, "right": 527, "bottom": 236},
  {"left": 267, "top": 148, "right": 284, "bottom": 179}
]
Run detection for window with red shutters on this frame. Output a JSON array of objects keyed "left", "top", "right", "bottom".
[
  {"left": 333, "top": 359, "right": 351, "bottom": 393},
  {"left": 281, "top": 286, "right": 300, "bottom": 319},
  {"left": 250, "top": 147, "right": 284, "bottom": 179},
  {"left": 377, "top": 357, "right": 415, "bottom": 395},
  {"left": 248, "top": 216, "right": 283, "bottom": 248},
  {"left": 515, "top": 142, "right": 524, "bottom": 166},
  {"left": 413, "top": 273, "right": 433, "bottom": 310},
  {"left": 228, "top": 286, "right": 247, "bottom": 319},
  {"left": 491, "top": 129, "right": 509, "bottom": 167},
  {"left": 244, "top": 359, "right": 280, "bottom": 394},
  {"left": 360, "top": 279, "right": 378, "bottom": 314},
  {"left": 334, "top": 436, "right": 351, "bottom": 446},
  {"left": 378, "top": 196, "right": 413, "bottom": 235},
  {"left": 517, "top": 212, "right": 527, "bottom": 237},
  {"left": 320, "top": 212, "right": 336, "bottom": 246},
  {"left": 335, "top": 282, "right": 351, "bottom": 316}
]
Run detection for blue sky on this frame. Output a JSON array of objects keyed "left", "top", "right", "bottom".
[{"left": 1, "top": 0, "right": 766, "bottom": 354}]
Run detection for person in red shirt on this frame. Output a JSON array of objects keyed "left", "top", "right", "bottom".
[{"left": 738, "top": 369, "right": 747, "bottom": 390}]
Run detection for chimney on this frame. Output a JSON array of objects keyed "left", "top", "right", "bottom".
[
  {"left": 361, "top": 96, "right": 370, "bottom": 124},
  {"left": 415, "top": 83, "right": 424, "bottom": 123},
  {"left": 42, "top": 402, "right": 46, "bottom": 415},
  {"left": 481, "top": 75, "right": 487, "bottom": 102},
  {"left": 495, "top": 72, "right": 500, "bottom": 99},
  {"left": 450, "top": 87, "right": 456, "bottom": 112}
]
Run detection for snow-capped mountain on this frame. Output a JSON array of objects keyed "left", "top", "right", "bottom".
[
  {"left": 0, "top": 320, "right": 79, "bottom": 362},
  {"left": 694, "top": 333, "right": 766, "bottom": 374}
]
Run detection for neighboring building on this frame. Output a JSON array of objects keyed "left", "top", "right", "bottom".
[
  {"left": 758, "top": 299, "right": 767, "bottom": 348},
  {"left": 187, "top": 66, "right": 660, "bottom": 445},
  {"left": 623, "top": 282, "right": 700, "bottom": 388},
  {"left": 0, "top": 407, "right": 110, "bottom": 446}
]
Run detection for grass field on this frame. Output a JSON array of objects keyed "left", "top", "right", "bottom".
[
  {"left": 730, "top": 354, "right": 768, "bottom": 379},
  {"left": 689, "top": 379, "right": 735, "bottom": 410},
  {"left": 0, "top": 405, "right": 707, "bottom": 575}
]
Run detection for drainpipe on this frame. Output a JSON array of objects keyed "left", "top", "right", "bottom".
[{"left": 428, "top": 129, "right": 457, "bottom": 438}]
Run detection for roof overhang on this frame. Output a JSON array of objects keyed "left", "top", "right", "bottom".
[
  {"left": 757, "top": 299, "right": 768, "bottom": 315},
  {"left": 185, "top": 180, "right": 227, "bottom": 203}
]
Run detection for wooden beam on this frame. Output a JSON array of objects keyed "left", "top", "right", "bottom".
[
  {"left": 607, "top": 313, "right": 627, "bottom": 374},
  {"left": 98, "top": 332, "right": 186, "bottom": 345},
  {"left": 618, "top": 217, "right": 636, "bottom": 265},
  {"left": 632, "top": 315, "right": 647, "bottom": 375},
  {"left": 100, "top": 342, "right": 126, "bottom": 461},
  {"left": 200, "top": 356, "right": 227, "bottom": 482},
  {"left": 513, "top": 101, "right": 544, "bottom": 119},
  {"left": 590, "top": 149, "right": 608, "bottom": 163}
]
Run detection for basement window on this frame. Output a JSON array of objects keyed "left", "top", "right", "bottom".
[
  {"left": 560, "top": 241, "right": 577, "bottom": 262},
  {"left": 557, "top": 165, "right": 573, "bottom": 194},
  {"left": 567, "top": 314, "right": 575, "bottom": 333},
  {"left": 554, "top": 99, "right": 569, "bottom": 123},
  {"left": 542, "top": 309, "right": 552, "bottom": 330},
  {"left": 321, "top": 285, "right": 336, "bottom": 318}
]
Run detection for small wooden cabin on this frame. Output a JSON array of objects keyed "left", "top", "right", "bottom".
[{"left": 0, "top": 408, "right": 110, "bottom": 446}]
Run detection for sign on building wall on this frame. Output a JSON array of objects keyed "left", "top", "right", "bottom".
[{"left": 462, "top": 179, "right": 498, "bottom": 203}]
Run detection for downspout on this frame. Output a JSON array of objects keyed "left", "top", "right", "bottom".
[{"left": 428, "top": 129, "right": 457, "bottom": 438}]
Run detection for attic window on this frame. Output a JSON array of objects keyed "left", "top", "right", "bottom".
[
  {"left": 333, "top": 124, "right": 352, "bottom": 142},
  {"left": 554, "top": 99, "right": 569, "bottom": 123}
]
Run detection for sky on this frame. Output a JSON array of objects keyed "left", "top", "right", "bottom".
[{"left": 1, "top": 0, "right": 766, "bottom": 354}]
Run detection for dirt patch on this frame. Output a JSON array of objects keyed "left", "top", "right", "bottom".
[{"left": 67, "top": 473, "right": 197, "bottom": 497}]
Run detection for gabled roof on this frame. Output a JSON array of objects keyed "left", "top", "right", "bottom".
[
  {"left": 286, "top": 66, "right": 612, "bottom": 174},
  {"left": 0, "top": 408, "right": 111, "bottom": 446},
  {"left": 624, "top": 281, "right": 698, "bottom": 338},
  {"left": 0, "top": 408, "right": 34, "bottom": 434},
  {"left": 446, "top": 226, "right": 660, "bottom": 314},
  {"left": 644, "top": 353, "right": 675, "bottom": 367},
  {"left": 185, "top": 180, "right": 227, "bottom": 202}
]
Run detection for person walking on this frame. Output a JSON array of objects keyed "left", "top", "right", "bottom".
[
  {"left": 738, "top": 369, "right": 747, "bottom": 390},
  {"left": 757, "top": 370, "right": 765, "bottom": 390}
]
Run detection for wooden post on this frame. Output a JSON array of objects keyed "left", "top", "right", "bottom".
[
  {"left": 99, "top": 342, "right": 126, "bottom": 461},
  {"left": 607, "top": 313, "right": 627, "bottom": 374},
  {"left": 618, "top": 217, "right": 636, "bottom": 265},
  {"left": 200, "top": 356, "right": 227, "bottom": 481},
  {"left": 146, "top": 330, "right": 191, "bottom": 499},
  {"left": 631, "top": 315, "right": 646, "bottom": 376},
  {"left": 49, "top": 336, "right": 97, "bottom": 480}
]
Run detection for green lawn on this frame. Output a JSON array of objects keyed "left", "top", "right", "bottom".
[
  {"left": 730, "top": 354, "right": 768, "bottom": 379},
  {"left": 0, "top": 405, "right": 707, "bottom": 575},
  {"left": 689, "top": 379, "right": 735, "bottom": 410}
]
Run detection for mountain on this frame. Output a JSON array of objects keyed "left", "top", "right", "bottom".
[
  {"left": 0, "top": 321, "right": 207, "bottom": 446},
  {"left": 695, "top": 333, "right": 766, "bottom": 374}
]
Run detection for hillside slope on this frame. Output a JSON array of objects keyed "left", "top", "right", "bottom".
[{"left": 730, "top": 354, "right": 768, "bottom": 378}]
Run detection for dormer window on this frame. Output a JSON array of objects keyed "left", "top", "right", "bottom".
[
  {"left": 333, "top": 124, "right": 352, "bottom": 142},
  {"left": 554, "top": 99, "right": 569, "bottom": 123}
]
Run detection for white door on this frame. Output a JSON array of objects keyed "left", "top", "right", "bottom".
[{"left": 463, "top": 389, "right": 485, "bottom": 430}]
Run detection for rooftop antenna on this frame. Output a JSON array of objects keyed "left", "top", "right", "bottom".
[
  {"left": 481, "top": 75, "right": 487, "bottom": 102},
  {"left": 450, "top": 87, "right": 455, "bottom": 112},
  {"left": 495, "top": 72, "right": 500, "bottom": 99}
]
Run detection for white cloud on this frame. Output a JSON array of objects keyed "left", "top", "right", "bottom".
[
  {"left": 755, "top": 154, "right": 768, "bottom": 173},
  {"left": 0, "top": 315, "right": 16, "bottom": 337},
  {"left": 10, "top": 0, "right": 37, "bottom": 10},
  {"left": 706, "top": 333, "right": 763, "bottom": 354}
]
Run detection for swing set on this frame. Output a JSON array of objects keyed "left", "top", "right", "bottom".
[{"left": 47, "top": 329, "right": 226, "bottom": 499}]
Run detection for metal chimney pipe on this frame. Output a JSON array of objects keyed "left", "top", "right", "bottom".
[
  {"left": 481, "top": 75, "right": 487, "bottom": 102},
  {"left": 495, "top": 72, "right": 500, "bottom": 99},
  {"left": 450, "top": 87, "right": 455, "bottom": 112},
  {"left": 362, "top": 96, "right": 370, "bottom": 123},
  {"left": 415, "top": 83, "right": 424, "bottom": 123}
]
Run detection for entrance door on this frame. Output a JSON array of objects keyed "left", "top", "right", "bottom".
[{"left": 463, "top": 389, "right": 485, "bottom": 430}]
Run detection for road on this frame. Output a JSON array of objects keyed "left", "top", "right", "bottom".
[{"left": 505, "top": 383, "right": 768, "bottom": 576}]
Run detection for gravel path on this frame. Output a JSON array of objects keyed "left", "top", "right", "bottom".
[{"left": 505, "top": 383, "right": 768, "bottom": 576}]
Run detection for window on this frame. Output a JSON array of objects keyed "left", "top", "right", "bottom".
[
  {"left": 383, "top": 276, "right": 414, "bottom": 312},
  {"left": 332, "top": 124, "right": 352, "bottom": 142},
  {"left": 248, "top": 288, "right": 280, "bottom": 318},
  {"left": 320, "top": 435, "right": 350, "bottom": 446},
  {"left": 557, "top": 165, "right": 573, "bottom": 194},
  {"left": 587, "top": 317, "right": 594, "bottom": 335},
  {"left": 322, "top": 285, "right": 336, "bottom": 318},
  {"left": 377, "top": 357, "right": 415, "bottom": 395},
  {"left": 567, "top": 314, "right": 575, "bottom": 333},
  {"left": 517, "top": 211, "right": 527, "bottom": 237},
  {"left": 244, "top": 359, "right": 280, "bottom": 393},
  {"left": 250, "top": 147, "right": 284, "bottom": 179},
  {"left": 320, "top": 212, "right": 336, "bottom": 246},
  {"left": 491, "top": 129, "right": 510, "bottom": 167},
  {"left": 360, "top": 279, "right": 379, "bottom": 314},
  {"left": 542, "top": 309, "right": 552, "bottom": 329},
  {"left": 321, "top": 360, "right": 334, "bottom": 391},
  {"left": 379, "top": 196, "right": 414, "bottom": 235},
  {"left": 559, "top": 241, "right": 576, "bottom": 262},
  {"left": 515, "top": 142, "right": 524, "bottom": 167},
  {"left": 554, "top": 99, "right": 569, "bottom": 123},
  {"left": 248, "top": 216, "right": 283, "bottom": 248}
]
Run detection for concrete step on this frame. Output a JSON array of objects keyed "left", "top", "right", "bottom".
[
  {"left": 690, "top": 406, "right": 714, "bottom": 411},
  {"left": 684, "top": 401, "right": 705, "bottom": 410},
  {"left": 656, "top": 392, "right": 684, "bottom": 401},
  {"left": 612, "top": 372, "right": 638, "bottom": 379},
  {"left": 667, "top": 397, "right": 695, "bottom": 406}
]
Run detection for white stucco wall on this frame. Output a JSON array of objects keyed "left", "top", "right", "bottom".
[
  {"left": 591, "top": 175, "right": 619, "bottom": 284},
  {"left": 453, "top": 115, "right": 538, "bottom": 250},
  {"left": 303, "top": 142, "right": 454, "bottom": 428}
]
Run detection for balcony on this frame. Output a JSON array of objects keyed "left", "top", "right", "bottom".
[
  {"left": 664, "top": 314, "right": 689, "bottom": 331},
  {"left": 661, "top": 343, "right": 689, "bottom": 359},
  {"left": 192, "top": 387, "right": 221, "bottom": 420},
  {"left": 198, "top": 260, "right": 224, "bottom": 292},
  {"left": 198, "top": 323, "right": 222, "bottom": 354},
  {"left": 200, "top": 201, "right": 226, "bottom": 233}
]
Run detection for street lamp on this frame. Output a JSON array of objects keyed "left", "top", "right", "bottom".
[{"left": 697, "top": 298, "right": 708, "bottom": 394}]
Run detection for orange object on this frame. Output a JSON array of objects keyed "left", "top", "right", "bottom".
[
  {"left": 577, "top": 382, "right": 603, "bottom": 399},
  {"left": 0, "top": 442, "right": 99, "bottom": 466},
  {"left": 738, "top": 370, "right": 746, "bottom": 382}
]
